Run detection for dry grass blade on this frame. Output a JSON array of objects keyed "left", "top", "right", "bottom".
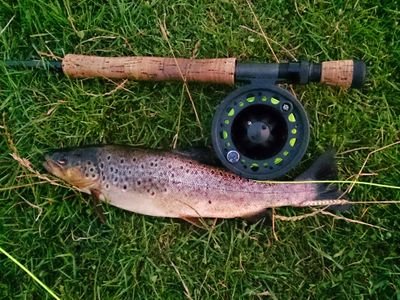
[
  {"left": 10, "top": 153, "right": 65, "bottom": 188},
  {"left": 274, "top": 207, "right": 386, "bottom": 231},
  {"left": 84, "top": 79, "right": 128, "bottom": 97},
  {"left": 347, "top": 140, "right": 400, "bottom": 193},
  {"left": 239, "top": 25, "right": 297, "bottom": 60},
  {"left": 318, "top": 210, "right": 387, "bottom": 231},
  {"left": 0, "top": 181, "right": 49, "bottom": 191},
  {"left": 170, "top": 260, "right": 193, "bottom": 300},
  {"left": 244, "top": 0, "right": 278, "bottom": 63},
  {"left": 338, "top": 146, "right": 373, "bottom": 155},
  {"left": 1, "top": 114, "right": 73, "bottom": 189},
  {"left": 274, "top": 208, "right": 326, "bottom": 222}
]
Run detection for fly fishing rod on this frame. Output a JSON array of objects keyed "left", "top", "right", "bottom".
[{"left": 6, "top": 54, "right": 366, "bottom": 179}]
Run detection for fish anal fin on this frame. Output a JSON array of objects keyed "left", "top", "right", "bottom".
[
  {"left": 90, "top": 189, "right": 106, "bottom": 224},
  {"left": 242, "top": 209, "right": 272, "bottom": 225}
]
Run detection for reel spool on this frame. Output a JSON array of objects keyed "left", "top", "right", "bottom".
[{"left": 212, "top": 84, "right": 309, "bottom": 180}]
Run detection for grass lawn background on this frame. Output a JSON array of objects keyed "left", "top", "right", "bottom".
[{"left": 1, "top": 0, "right": 399, "bottom": 298}]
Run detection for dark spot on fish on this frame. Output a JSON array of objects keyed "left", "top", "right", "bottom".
[
  {"left": 186, "top": 169, "right": 190, "bottom": 173},
  {"left": 87, "top": 161, "right": 92, "bottom": 165},
  {"left": 89, "top": 167, "right": 94, "bottom": 172},
  {"left": 85, "top": 173, "right": 89, "bottom": 178},
  {"left": 102, "top": 176, "right": 105, "bottom": 181},
  {"left": 150, "top": 191, "right": 155, "bottom": 196},
  {"left": 168, "top": 165, "right": 172, "bottom": 168},
  {"left": 105, "top": 184, "right": 109, "bottom": 189},
  {"left": 208, "top": 200, "right": 212, "bottom": 204},
  {"left": 115, "top": 169, "right": 118, "bottom": 174},
  {"left": 132, "top": 157, "right": 137, "bottom": 162},
  {"left": 110, "top": 167, "right": 114, "bottom": 172},
  {"left": 120, "top": 159, "right": 124, "bottom": 164},
  {"left": 154, "top": 163, "right": 158, "bottom": 167},
  {"left": 171, "top": 174, "right": 175, "bottom": 178},
  {"left": 123, "top": 185, "right": 127, "bottom": 190},
  {"left": 231, "top": 175, "right": 236, "bottom": 179},
  {"left": 137, "top": 180, "right": 141, "bottom": 186},
  {"left": 92, "top": 174, "right": 96, "bottom": 178},
  {"left": 150, "top": 162, "right": 154, "bottom": 166},
  {"left": 211, "top": 170, "right": 215, "bottom": 174},
  {"left": 180, "top": 166, "right": 184, "bottom": 170},
  {"left": 107, "top": 155, "right": 111, "bottom": 160},
  {"left": 100, "top": 163, "right": 104, "bottom": 169},
  {"left": 141, "top": 164, "right": 144, "bottom": 169},
  {"left": 148, "top": 178, "right": 152, "bottom": 183},
  {"left": 147, "top": 189, "right": 150, "bottom": 193},
  {"left": 128, "top": 170, "right": 132, "bottom": 175},
  {"left": 160, "top": 158, "right": 164, "bottom": 161},
  {"left": 163, "top": 188, "right": 167, "bottom": 192}
]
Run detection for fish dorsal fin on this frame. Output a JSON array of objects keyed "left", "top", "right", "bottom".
[{"left": 295, "top": 151, "right": 337, "bottom": 181}]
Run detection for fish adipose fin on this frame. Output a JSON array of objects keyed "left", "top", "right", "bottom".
[
  {"left": 173, "top": 147, "right": 222, "bottom": 167},
  {"left": 296, "top": 151, "right": 351, "bottom": 212}
]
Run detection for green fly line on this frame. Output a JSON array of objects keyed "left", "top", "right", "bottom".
[
  {"left": 258, "top": 179, "right": 400, "bottom": 190},
  {"left": 0, "top": 246, "right": 61, "bottom": 300}
]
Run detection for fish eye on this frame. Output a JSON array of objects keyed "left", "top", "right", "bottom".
[{"left": 57, "top": 159, "right": 67, "bottom": 166}]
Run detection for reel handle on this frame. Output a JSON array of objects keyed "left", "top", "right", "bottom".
[{"left": 62, "top": 54, "right": 236, "bottom": 84}]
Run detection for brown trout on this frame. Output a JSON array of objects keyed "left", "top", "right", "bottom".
[{"left": 43, "top": 145, "right": 348, "bottom": 222}]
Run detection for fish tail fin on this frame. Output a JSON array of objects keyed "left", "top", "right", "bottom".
[{"left": 296, "top": 151, "right": 351, "bottom": 212}]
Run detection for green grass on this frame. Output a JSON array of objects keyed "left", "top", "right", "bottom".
[{"left": 1, "top": 0, "right": 400, "bottom": 298}]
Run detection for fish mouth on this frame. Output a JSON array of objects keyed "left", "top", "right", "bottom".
[{"left": 43, "top": 155, "right": 64, "bottom": 175}]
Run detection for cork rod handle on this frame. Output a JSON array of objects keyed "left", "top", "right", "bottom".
[
  {"left": 62, "top": 54, "right": 236, "bottom": 85},
  {"left": 320, "top": 60, "right": 366, "bottom": 88}
]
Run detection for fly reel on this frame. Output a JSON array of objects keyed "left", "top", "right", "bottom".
[
  {"left": 210, "top": 60, "right": 366, "bottom": 179},
  {"left": 212, "top": 84, "right": 309, "bottom": 179}
]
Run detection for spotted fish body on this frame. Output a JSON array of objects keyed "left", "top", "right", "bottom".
[{"left": 43, "top": 145, "right": 348, "bottom": 220}]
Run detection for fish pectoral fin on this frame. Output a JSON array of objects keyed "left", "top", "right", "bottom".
[
  {"left": 180, "top": 216, "right": 209, "bottom": 229},
  {"left": 90, "top": 189, "right": 106, "bottom": 224},
  {"left": 242, "top": 209, "right": 272, "bottom": 226}
]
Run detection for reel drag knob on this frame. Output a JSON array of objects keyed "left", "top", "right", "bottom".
[{"left": 212, "top": 84, "right": 310, "bottom": 180}]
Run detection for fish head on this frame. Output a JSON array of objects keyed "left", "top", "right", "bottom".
[{"left": 43, "top": 147, "right": 100, "bottom": 190}]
